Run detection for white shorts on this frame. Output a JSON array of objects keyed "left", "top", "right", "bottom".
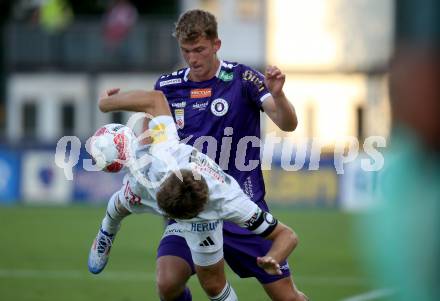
[{"left": 163, "top": 220, "right": 224, "bottom": 267}]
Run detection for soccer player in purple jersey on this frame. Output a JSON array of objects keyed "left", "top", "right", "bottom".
[
  {"left": 153, "top": 10, "right": 302, "bottom": 301},
  {"left": 87, "top": 9, "right": 304, "bottom": 301}
]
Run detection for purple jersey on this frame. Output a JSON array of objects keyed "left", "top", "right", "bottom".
[{"left": 155, "top": 60, "right": 272, "bottom": 233}]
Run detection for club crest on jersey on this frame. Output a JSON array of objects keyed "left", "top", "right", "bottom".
[
  {"left": 210, "top": 98, "right": 229, "bottom": 116},
  {"left": 174, "top": 109, "right": 184, "bottom": 129}
]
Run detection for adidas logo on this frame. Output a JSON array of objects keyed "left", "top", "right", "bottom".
[{"left": 199, "top": 236, "right": 215, "bottom": 247}]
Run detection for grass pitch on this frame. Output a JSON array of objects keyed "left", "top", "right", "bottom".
[{"left": 0, "top": 206, "right": 382, "bottom": 300}]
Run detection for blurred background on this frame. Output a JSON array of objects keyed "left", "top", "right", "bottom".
[
  {"left": 0, "top": 0, "right": 438, "bottom": 300},
  {"left": 0, "top": 0, "right": 394, "bottom": 209}
]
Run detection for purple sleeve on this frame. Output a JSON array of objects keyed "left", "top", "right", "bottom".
[{"left": 241, "top": 66, "right": 272, "bottom": 109}]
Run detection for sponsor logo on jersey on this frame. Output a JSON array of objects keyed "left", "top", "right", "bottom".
[
  {"left": 191, "top": 88, "right": 212, "bottom": 99},
  {"left": 171, "top": 101, "right": 186, "bottom": 108},
  {"left": 243, "top": 176, "right": 254, "bottom": 199},
  {"left": 244, "top": 210, "right": 261, "bottom": 229},
  {"left": 192, "top": 101, "right": 209, "bottom": 111},
  {"left": 210, "top": 98, "right": 229, "bottom": 116},
  {"left": 189, "top": 150, "right": 227, "bottom": 183},
  {"left": 174, "top": 109, "right": 184, "bottom": 129},
  {"left": 163, "top": 223, "right": 184, "bottom": 237},
  {"left": 218, "top": 70, "right": 234, "bottom": 82},
  {"left": 159, "top": 78, "right": 182, "bottom": 87},
  {"left": 199, "top": 236, "right": 215, "bottom": 247},
  {"left": 191, "top": 220, "right": 220, "bottom": 232},
  {"left": 124, "top": 181, "right": 141, "bottom": 205},
  {"left": 242, "top": 70, "right": 265, "bottom": 92}
]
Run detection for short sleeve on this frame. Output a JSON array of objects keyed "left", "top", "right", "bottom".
[
  {"left": 224, "top": 196, "right": 278, "bottom": 237},
  {"left": 222, "top": 194, "right": 260, "bottom": 225},
  {"left": 241, "top": 66, "right": 272, "bottom": 109}
]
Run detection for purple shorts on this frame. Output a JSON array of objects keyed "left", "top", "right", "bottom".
[{"left": 157, "top": 222, "right": 291, "bottom": 284}]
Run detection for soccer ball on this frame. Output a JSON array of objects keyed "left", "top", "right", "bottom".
[{"left": 89, "top": 123, "right": 137, "bottom": 173}]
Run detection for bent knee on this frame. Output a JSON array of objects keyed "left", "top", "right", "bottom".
[
  {"left": 156, "top": 256, "right": 192, "bottom": 299},
  {"left": 289, "top": 291, "right": 308, "bottom": 301},
  {"left": 156, "top": 278, "right": 185, "bottom": 300},
  {"left": 156, "top": 270, "right": 188, "bottom": 300}
]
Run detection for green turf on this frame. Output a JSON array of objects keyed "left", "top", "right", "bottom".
[{"left": 0, "top": 206, "right": 382, "bottom": 300}]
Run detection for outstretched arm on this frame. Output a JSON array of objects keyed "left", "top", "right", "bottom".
[
  {"left": 98, "top": 88, "right": 171, "bottom": 117},
  {"left": 257, "top": 222, "right": 298, "bottom": 275}
]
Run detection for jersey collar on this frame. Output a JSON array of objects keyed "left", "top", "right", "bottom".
[{"left": 183, "top": 59, "right": 223, "bottom": 82}]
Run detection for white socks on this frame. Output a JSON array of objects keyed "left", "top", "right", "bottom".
[
  {"left": 101, "top": 192, "right": 127, "bottom": 234},
  {"left": 209, "top": 282, "right": 238, "bottom": 301}
]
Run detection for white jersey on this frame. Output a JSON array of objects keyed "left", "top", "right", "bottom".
[{"left": 117, "top": 116, "right": 278, "bottom": 266}]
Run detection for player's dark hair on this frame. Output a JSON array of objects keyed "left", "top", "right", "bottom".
[
  {"left": 157, "top": 169, "right": 209, "bottom": 219},
  {"left": 173, "top": 9, "right": 218, "bottom": 42}
]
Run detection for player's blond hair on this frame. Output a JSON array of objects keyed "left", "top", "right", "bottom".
[{"left": 173, "top": 9, "right": 218, "bottom": 42}]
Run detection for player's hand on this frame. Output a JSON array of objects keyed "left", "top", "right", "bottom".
[
  {"left": 257, "top": 256, "right": 282, "bottom": 275},
  {"left": 264, "top": 65, "right": 285, "bottom": 99},
  {"left": 100, "top": 88, "right": 120, "bottom": 99}
]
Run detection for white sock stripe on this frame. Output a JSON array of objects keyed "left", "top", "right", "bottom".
[
  {"left": 210, "top": 282, "right": 231, "bottom": 301},
  {"left": 106, "top": 211, "right": 116, "bottom": 221}
]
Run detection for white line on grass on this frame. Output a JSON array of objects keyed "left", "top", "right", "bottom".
[
  {"left": 341, "top": 288, "right": 395, "bottom": 301},
  {"left": 0, "top": 268, "right": 367, "bottom": 286}
]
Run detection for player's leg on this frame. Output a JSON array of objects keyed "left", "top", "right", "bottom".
[
  {"left": 156, "top": 254, "right": 193, "bottom": 301},
  {"left": 194, "top": 259, "right": 238, "bottom": 301},
  {"left": 88, "top": 191, "right": 130, "bottom": 274},
  {"left": 88, "top": 177, "right": 151, "bottom": 274},
  {"left": 101, "top": 191, "right": 131, "bottom": 234},
  {"left": 182, "top": 220, "right": 238, "bottom": 300},
  {"left": 156, "top": 226, "right": 194, "bottom": 301},
  {"left": 262, "top": 278, "right": 309, "bottom": 301}
]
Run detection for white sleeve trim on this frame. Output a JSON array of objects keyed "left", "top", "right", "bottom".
[{"left": 260, "top": 93, "right": 272, "bottom": 103}]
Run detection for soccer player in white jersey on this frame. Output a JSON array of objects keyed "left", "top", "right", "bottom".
[
  {"left": 89, "top": 9, "right": 305, "bottom": 301},
  {"left": 88, "top": 89, "right": 308, "bottom": 301}
]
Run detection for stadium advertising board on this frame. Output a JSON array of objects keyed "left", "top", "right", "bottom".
[
  {"left": 339, "top": 155, "right": 380, "bottom": 211},
  {"left": 73, "top": 170, "right": 124, "bottom": 204},
  {"left": 22, "top": 151, "right": 72, "bottom": 204},
  {"left": 72, "top": 149, "right": 124, "bottom": 204},
  {"left": 264, "top": 157, "right": 339, "bottom": 207},
  {"left": 0, "top": 149, "right": 20, "bottom": 203}
]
